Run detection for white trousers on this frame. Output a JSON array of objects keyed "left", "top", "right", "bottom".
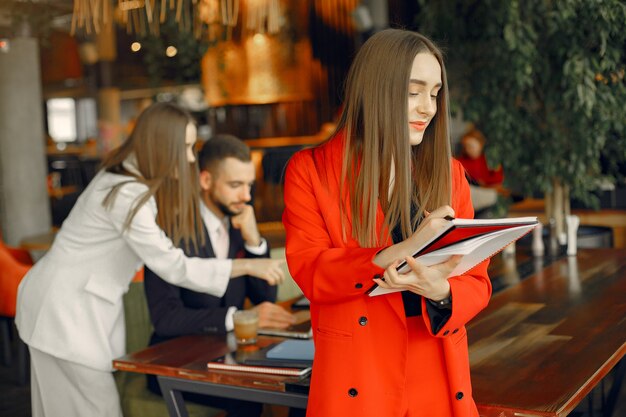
[{"left": 29, "top": 346, "right": 123, "bottom": 417}]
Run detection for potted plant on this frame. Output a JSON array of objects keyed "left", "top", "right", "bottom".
[{"left": 416, "top": 0, "right": 626, "bottom": 245}]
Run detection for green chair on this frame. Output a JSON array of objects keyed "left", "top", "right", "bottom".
[
  {"left": 271, "top": 247, "right": 303, "bottom": 302},
  {"left": 115, "top": 249, "right": 303, "bottom": 417},
  {"left": 115, "top": 279, "right": 223, "bottom": 417}
]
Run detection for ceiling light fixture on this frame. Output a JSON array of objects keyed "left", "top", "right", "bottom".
[{"left": 70, "top": 0, "right": 285, "bottom": 40}]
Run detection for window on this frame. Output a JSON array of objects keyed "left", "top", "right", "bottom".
[
  {"left": 46, "top": 98, "right": 77, "bottom": 143},
  {"left": 46, "top": 97, "right": 98, "bottom": 143}
]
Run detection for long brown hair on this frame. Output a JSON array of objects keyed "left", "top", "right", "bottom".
[
  {"left": 337, "top": 29, "right": 452, "bottom": 247},
  {"left": 101, "top": 102, "right": 204, "bottom": 250}
]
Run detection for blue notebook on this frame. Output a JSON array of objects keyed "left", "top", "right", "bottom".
[
  {"left": 267, "top": 340, "right": 314, "bottom": 361},
  {"left": 237, "top": 340, "right": 314, "bottom": 368}
]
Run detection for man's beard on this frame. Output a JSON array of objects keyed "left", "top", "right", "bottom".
[{"left": 214, "top": 199, "right": 240, "bottom": 217}]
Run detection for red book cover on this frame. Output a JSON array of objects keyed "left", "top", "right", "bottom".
[{"left": 368, "top": 217, "right": 538, "bottom": 296}]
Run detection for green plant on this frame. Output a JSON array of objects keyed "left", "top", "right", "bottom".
[
  {"left": 417, "top": 0, "right": 626, "bottom": 209},
  {"left": 140, "top": 14, "right": 212, "bottom": 86}
]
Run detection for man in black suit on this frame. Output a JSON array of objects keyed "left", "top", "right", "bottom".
[{"left": 144, "top": 134, "right": 296, "bottom": 417}]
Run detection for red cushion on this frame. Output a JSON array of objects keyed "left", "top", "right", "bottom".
[
  {"left": 0, "top": 233, "right": 33, "bottom": 265},
  {"left": 5, "top": 246, "right": 33, "bottom": 265},
  {"left": 132, "top": 268, "right": 144, "bottom": 283},
  {"left": 0, "top": 245, "right": 30, "bottom": 317}
]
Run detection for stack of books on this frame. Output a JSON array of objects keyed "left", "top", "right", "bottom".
[{"left": 207, "top": 340, "right": 314, "bottom": 377}]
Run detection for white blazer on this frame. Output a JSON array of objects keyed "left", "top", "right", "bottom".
[{"left": 16, "top": 169, "right": 230, "bottom": 371}]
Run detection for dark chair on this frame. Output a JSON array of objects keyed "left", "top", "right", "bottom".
[
  {"left": 0, "top": 237, "right": 32, "bottom": 385},
  {"left": 48, "top": 155, "right": 84, "bottom": 190},
  {"left": 79, "top": 156, "right": 101, "bottom": 186},
  {"left": 256, "top": 146, "right": 303, "bottom": 222},
  {"left": 261, "top": 145, "right": 303, "bottom": 185}
]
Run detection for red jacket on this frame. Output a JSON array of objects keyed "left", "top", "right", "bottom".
[
  {"left": 457, "top": 154, "right": 504, "bottom": 186},
  {"left": 283, "top": 135, "right": 491, "bottom": 416}
]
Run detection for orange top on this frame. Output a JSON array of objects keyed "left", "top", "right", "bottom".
[{"left": 0, "top": 243, "right": 31, "bottom": 317}]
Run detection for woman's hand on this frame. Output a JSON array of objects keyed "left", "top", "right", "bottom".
[
  {"left": 407, "top": 205, "right": 455, "bottom": 251},
  {"left": 231, "top": 258, "right": 286, "bottom": 286},
  {"left": 373, "top": 255, "right": 462, "bottom": 301},
  {"left": 373, "top": 205, "right": 455, "bottom": 269}
]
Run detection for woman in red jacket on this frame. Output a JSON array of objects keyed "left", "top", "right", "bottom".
[
  {"left": 283, "top": 29, "right": 491, "bottom": 417},
  {"left": 458, "top": 128, "right": 504, "bottom": 187}
]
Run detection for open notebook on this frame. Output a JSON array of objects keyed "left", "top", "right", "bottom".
[{"left": 368, "top": 216, "right": 538, "bottom": 297}]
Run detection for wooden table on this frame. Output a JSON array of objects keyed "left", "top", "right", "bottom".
[
  {"left": 115, "top": 334, "right": 308, "bottom": 415},
  {"left": 48, "top": 185, "right": 78, "bottom": 199},
  {"left": 19, "top": 230, "right": 57, "bottom": 252},
  {"left": 113, "top": 249, "right": 626, "bottom": 417},
  {"left": 258, "top": 222, "right": 286, "bottom": 248},
  {"left": 469, "top": 249, "right": 626, "bottom": 417},
  {"left": 509, "top": 198, "right": 626, "bottom": 249},
  {"left": 244, "top": 134, "right": 327, "bottom": 149}
]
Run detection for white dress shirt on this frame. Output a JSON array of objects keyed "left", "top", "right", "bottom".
[{"left": 199, "top": 201, "right": 267, "bottom": 330}]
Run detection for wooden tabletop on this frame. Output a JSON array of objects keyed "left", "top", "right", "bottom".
[
  {"left": 469, "top": 249, "right": 626, "bottom": 417},
  {"left": 48, "top": 185, "right": 78, "bottom": 199},
  {"left": 244, "top": 135, "right": 326, "bottom": 149},
  {"left": 114, "top": 334, "right": 303, "bottom": 393},
  {"left": 20, "top": 230, "right": 57, "bottom": 252},
  {"left": 113, "top": 249, "right": 626, "bottom": 416},
  {"left": 509, "top": 198, "right": 626, "bottom": 248}
]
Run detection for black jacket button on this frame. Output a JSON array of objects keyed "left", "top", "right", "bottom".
[
  {"left": 455, "top": 391, "right": 464, "bottom": 400},
  {"left": 348, "top": 388, "right": 358, "bottom": 397},
  {"left": 373, "top": 274, "right": 382, "bottom": 279},
  {"left": 452, "top": 328, "right": 459, "bottom": 334},
  {"left": 443, "top": 330, "right": 450, "bottom": 336},
  {"left": 355, "top": 283, "right": 363, "bottom": 289},
  {"left": 358, "top": 316, "right": 368, "bottom": 326}
]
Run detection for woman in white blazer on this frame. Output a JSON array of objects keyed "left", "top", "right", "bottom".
[{"left": 15, "top": 102, "right": 284, "bottom": 417}]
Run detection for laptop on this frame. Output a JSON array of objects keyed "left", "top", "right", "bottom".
[
  {"left": 258, "top": 310, "right": 312, "bottom": 339},
  {"left": 291, "top": 296, "right": 310, "bottom": 310}
]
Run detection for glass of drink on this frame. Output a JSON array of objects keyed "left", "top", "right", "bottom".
[{"left": 233, "top": 310, "right": 259, "bottom": 345}]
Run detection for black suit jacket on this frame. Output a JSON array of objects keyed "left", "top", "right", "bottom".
[{"left": 144, "top": 219, "right": 276, "bottom": 347}]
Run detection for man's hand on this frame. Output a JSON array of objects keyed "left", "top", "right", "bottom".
[
  {"left": 252, "top": 302, "right": 297, "bottom": 329},
  {"left": 231, "top": 205, "right": 262, "bottom": 247}
]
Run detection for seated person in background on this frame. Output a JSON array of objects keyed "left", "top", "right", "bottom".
[
  {"left": 457, "top": 128, "right": 504, "bottom": 187},
  {"left": 457, "top": 128, "right": 504, "bottom": 214},
  {"left": 144, "top": 134, "right": 296, "bottom": 417}
]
